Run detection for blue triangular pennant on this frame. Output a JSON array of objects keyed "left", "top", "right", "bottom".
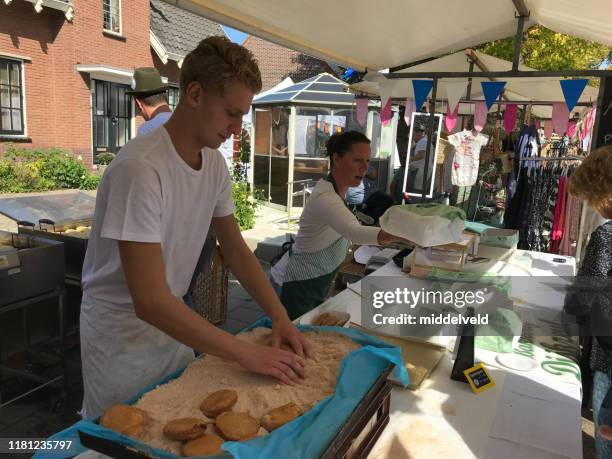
[
  {"left": 481, "top": 81, "right": 506, "bottom": 110},
  {"left": 412, "top": 80, "right": 433, "bottom": 111},
  {"left": 560, "top": 79, "right": 588, "bottom": 112}
]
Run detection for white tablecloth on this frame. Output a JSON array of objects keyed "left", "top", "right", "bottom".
[{"left": 298, "top": 247, "right": 582, "bottom": 459}]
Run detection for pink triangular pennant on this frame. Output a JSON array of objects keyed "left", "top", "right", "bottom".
[
  {"left": 544, "top": 119, "right": 553, "bottom": 139},
  {"left": 585, "top": 106, "right": 597, "bottom": 136},
  {"left": 552, "top": 102, "right": 569, "bottom": 136},
  {"left": 474, "top": 101, "right": 487, "bottom": 132},
  {"left": 503, "top": 104, "right": 518, "bottom": 134},
  {"left": 381, "top": 98, "right": 393, "bottom": 125},
  {"left": 356, "top": 98, "right": 368, "bottom": 126},
  {"left": 566, "top": 121, "right": 577, "bottom": 138},
  {"left": 378, "top": 80, "right": 396, "bottom": 125},
  {"left": 534, "top": 118, "right": 541, "bottom": 130},
  {"left": 404, "top": 98, "right": 416, "bottom": 125},
  {"left": 445, "top": 103, "right": 459, "bottom": 132}
]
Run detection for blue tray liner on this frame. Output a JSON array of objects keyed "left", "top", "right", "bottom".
[{"left": 34, "top": 317, "right": 408, "bottom": 459}]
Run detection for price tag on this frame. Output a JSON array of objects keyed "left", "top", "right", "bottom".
[{"left": 463, "top": 363, "right": 495, "bottom": 394}]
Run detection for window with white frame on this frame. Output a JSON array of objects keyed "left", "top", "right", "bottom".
[
  {"left": 0, "top": 58, "right": 24, "bottom": 136},
  {"left": 168, "top": 86, "right": 180, "bottom": 110},
  {"left": 103, "top": 0, "right": 121, "bottom": 34}
]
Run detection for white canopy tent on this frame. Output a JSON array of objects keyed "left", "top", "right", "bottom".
[
  {"left": 350, "top": 50, "right": 601, "bottom": 118},
  {"left": 159, "top": 0, "right": 612, "bottom": 71}
]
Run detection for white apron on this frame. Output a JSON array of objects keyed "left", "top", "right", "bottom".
[{"left": 79, "top": 294, "right": 194, "bottom": 419}]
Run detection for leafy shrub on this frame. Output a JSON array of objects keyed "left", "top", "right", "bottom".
[
  {"left": 0, "top": 145, "right": 101, "bottom": 192},
  {"left": 231, "top": 163, "right": 264, "bottom": 231},
  {"left": 96, "top": 152, "right": 115, "bottom": 165}
]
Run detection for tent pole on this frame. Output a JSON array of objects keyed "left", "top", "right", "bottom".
[
  {"left": 511, "top": 0, "right": 530, "bottom": 72},
  {"left": 387, "top": 70, "right": 612, "bottom": 79},
  {"left": 591, "top": 77, "right": 607, "bottom": 149},
  {"left": 421, "top": 78, "right": 438, "bottom": 200},
  {"left": 462, "top": 58, "right": 475, "bottom": 130}
]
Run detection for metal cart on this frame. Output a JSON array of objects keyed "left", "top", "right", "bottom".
[{"left": 0, "top": 231, "right": 67, "bottom": 410}]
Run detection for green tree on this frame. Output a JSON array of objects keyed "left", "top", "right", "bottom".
[{"left": 477, "top": 25, "right": 611, "bottom": 72}]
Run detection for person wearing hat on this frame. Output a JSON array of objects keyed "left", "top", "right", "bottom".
[
  {"left": 127, "top": 67, "right": 173, "bottom": 137},
  {"left": 406, "top": 121, "right": 433, "bottom": 194},
  {"left": 80, "top": 37, "right": 311, "bottom": 419}
]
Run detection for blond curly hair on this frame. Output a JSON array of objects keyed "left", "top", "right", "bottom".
[
  {"left": 568, "top": 145, "right": 612, "bottom": 216},
  {"left": 180, "top": 36, "right": 262, "bottom": 96}
]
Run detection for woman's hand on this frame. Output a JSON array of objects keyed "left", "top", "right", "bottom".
[
  {"left": 235, "top": 343, "right": 306, "bottom": 385},
  {"left": 270, "top": 316, "right": 313, "bottom": 359},
  {"left": 377, "top": 229, "right": 418, "bottom": 247}
]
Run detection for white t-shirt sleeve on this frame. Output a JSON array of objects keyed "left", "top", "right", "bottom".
[
  {"left": 415, "top": 137, "right": 428, "bottom": 153},
  {"left": 213, "top": 154, "right": 235, "bottom": 218},
  {"left": 310, "top": 188, "right": 379, "bottom": 245},
  {"left": 100, "top": 158, "right": 163, "bottom": 243}
]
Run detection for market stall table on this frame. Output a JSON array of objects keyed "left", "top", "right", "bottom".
[{"left": 298, "top": 246, "right": 582, "bottom": 459}]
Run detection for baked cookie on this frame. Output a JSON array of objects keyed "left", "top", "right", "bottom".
[
  {"left": 182, "top": 434, "right": 225, "bottom": 457},
  {"left": 312, "top": 311, "right": 349, "bottom": 326},
  {"left": 99, "top": 404, "right": 149, "bottom": 437},
  {"left": 162, "top": 417, "right": 209, "bottom": 441},
  {"left": 215, "top": 412, "right": 260, "bottom": 441},
  {"left": 260, "top": 403, "right": 303, "bottom": 432},
  {"left": 200, "top": 389, "right": 238, "bottom": 418}
]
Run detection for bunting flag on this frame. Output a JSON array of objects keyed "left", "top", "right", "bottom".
[
  {"left": 445, "top": 81, "right": 468, "bottom": 115},
  {"left": 404, "top": 98, "right": 416, "bottom": 125},
  {"left": 584, "top": 106, "right": 597, "bottom": 137},
  {"left": 503, "top": 104, "right": 518, "bottom": 134},
  {"left": 544, "top": 119, "right": 554, "bottom": 139},
  {"left": 566, "top": 121, "right": 577, "bottom": 138},
  {"left": 552, "top": 102, "right": 569, "bottom": 136},
  {"left": 481, "top": 81, "right": 506, "bottom": 110},
  {"left": 445, "top": 103, "right": 459, "bottom": 132},
  {"left": 412, "top": 79, "right": 433, "bottom": 111},
  {"left": 474, "top": 101, "right": 488, "bottom": 132},
  {"left": 381, "top": 99, "right": 393, "bottom": 125},
  {"left": 560, "top": 79, "right": 588, "bottom": 112},
  {"left": 378, "top": 80, "right": 396, "bottom": 124},
  {"left": 356, "top": 98, "right": 368, "bottom": 126}
]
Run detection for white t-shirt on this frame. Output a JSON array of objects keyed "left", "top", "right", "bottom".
[
  {"left": 410, "top": 136, "right": 429, "bottom": 187},
  {"left": 82, "top": 127, "right": 234, "bottom": 305},
  {"left": 80, "top": 127, "right": 234, "bottom": 418},
  {"left": 448, "top": 130, "right": 489, "bottom": 187},
  {"left": 271, "top": 180, "right": 379, "bottom": 285}
]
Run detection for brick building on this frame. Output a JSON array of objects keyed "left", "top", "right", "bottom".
[
  {"left": 0, "top": 0, "right": 223, "bottom": 167},
  {"left": 242, "top": 35, "right": 338, "bottom": 92}
]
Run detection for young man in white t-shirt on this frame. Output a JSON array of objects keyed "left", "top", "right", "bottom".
[{"left": 80, "top": 37, "right": 311, "bottom": 419}]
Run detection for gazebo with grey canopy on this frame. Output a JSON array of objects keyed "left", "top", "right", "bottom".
[{"left": 250, "top": 73, "right": 390, "bottom": 212}]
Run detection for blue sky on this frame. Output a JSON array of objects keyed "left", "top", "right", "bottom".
[{"left": 222, "top": 26, "right": 249, "bottom": 45}]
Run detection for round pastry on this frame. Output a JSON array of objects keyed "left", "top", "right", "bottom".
[
  {"left": 182, "top": 434, "right": 225, "bottom": 457},
  {"left": 99, "top": 404, "right": 148, "bottom": 437},
  {"left": 200, "top": 389, "right": 238, "bottom": 418},
  {"left": 260, "top": 402, "right": 302, "bottom": 432},
  {"left": 215, "top": 412, "right": 260, "bottom": 441},
  {"left": 162, "top": 417, "right": 209, "bottom": 441}
]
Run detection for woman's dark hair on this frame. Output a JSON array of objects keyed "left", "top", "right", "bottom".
[{"left": 325, "top": 130, "right": 371, "bottom": 165}]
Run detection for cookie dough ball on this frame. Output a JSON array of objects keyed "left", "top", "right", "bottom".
[
  {"left": 100, "top": 404, "right": 148, "bottom": 437},
  {"left": 182, "top": 434, "right": 225, "bottom": 457},
  {"left": 260, "top": 403, "right": 303, "bottom": 432},
  {"left": 215, "top": 412, "right": 259, "bottom": 441},
  {"left": 162, "top": 417, "right": 209, "bottom": 441},
  {"left": 200, "top": 389, "right": 238, "bottom": 418}
]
